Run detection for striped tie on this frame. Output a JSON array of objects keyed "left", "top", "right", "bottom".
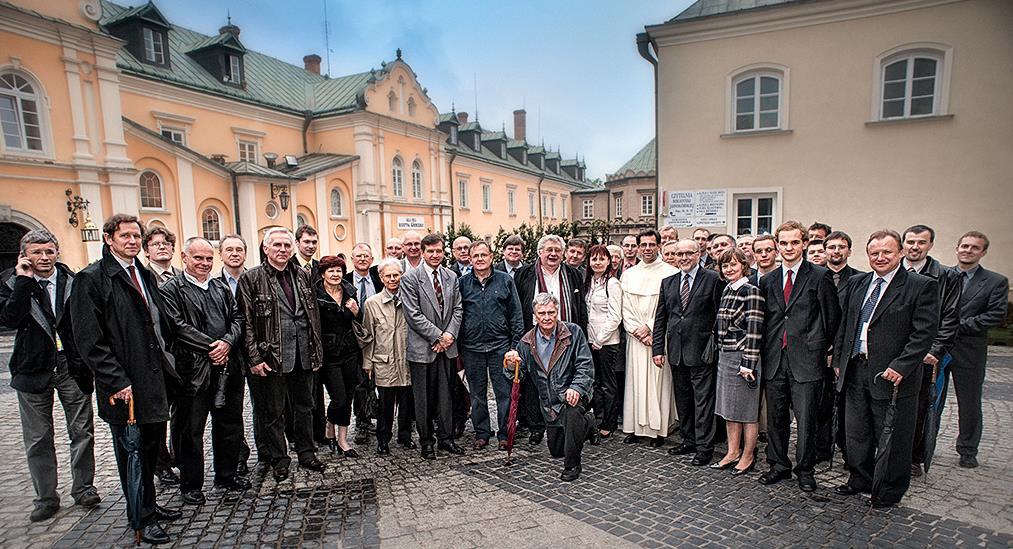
[
  {"left": 852, "top": 277, "right": 884, "bottom": 357},
  {"left": 680, "top": 274, "right": 691, "bottom": 310}
]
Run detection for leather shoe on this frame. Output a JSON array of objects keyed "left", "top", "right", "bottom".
[
  {"left": 589, "top": 431, "right": 602, "bottom": 446},
  {"left": 709, "top": 457, "right": 739, "bottom": 470},
  {"left": 528, "top": 431, "right": 544, "bottom": 445},
  {"left": 959, "top": 455, "right": 978, "bottom": 468},
  {"left": 869, "top": 497, "right": 896, "bottom": 509},
  {"left": 181, "top": 490, "right": 205, "bottom": 505},
  {"left": 835, "top": 484, "right": 860, "bottom": 496},
  {"left": 29, "top": 504, "right": 59, "bottom": 522},
  {"left": 498, "top": 440, "right": 509, "bottom": 451},
  {"left": 298, "top": 457, "right": 326, "bottom": 472},
  {"left": 667, "top": 443, "right": 696, "bottom": 456},
  {"left": 154, "top": 505, "right": 182, "bottom": 521},
  {"left": 75, "top": 490, "right": 101, "bottom": 508},
  {"left": 141, "top": 522, "right": 171, "bottom": 545},
  {"left": 237, "top": 461, "right": 249, "bottom": 476},
  {"left": 798, "top": 475, "right": 817, "bottom": 492},
  {"left": 438, "top": 441, "right": 465, "bottom": 455},
  {"left": 911, "top": 463, "right": 924, "bottom": 477},
  {"left": 691, "top": 452, "right": 713, "bottom": 466},
  {"left": 473, "top": 438, "right": 489, "bottom": 450},
  {"left": 758, "top": 469, "right": 792, "bottom": 486},
  {"left": 731, "top": 461, "right": 755, "bottom": 476},
  {"left": 342, "top": 448, "right": 359, "bottom": 458},
  {"left": 272, "top": 465, "right": 289, "bottom": 482},
  {"left": 156, "top": 468, "right": 180, "bottom": 486},
  {"left": 376, "top": 443, "right": 390, "bottom": 456},
  {"left": 622, "top": 434, "right": 642, "bottom": 444},
  {"left": 215, "top": 477, "right": 252, "bottom": 491},
  {"left": 649, "top": 437, "right": 666, "bottom": 448},
  {"left": 560, "top": 466, "right": 581, "bottom": 482},
  {"left": 421, "top": 446, "right": 436, "bottom": 460},
  {"left": 399, "top": 439, "right": 418, "bottom": 450}
]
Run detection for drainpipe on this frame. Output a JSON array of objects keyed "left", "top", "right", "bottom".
[
  {"left": 447, "top": 148, "right": 457, "bottom": 231},
  {"left": 301, "top": 110, "right": 313, "bottom": 154},
  {"left": 230, "top": 171, "right": 241, "bottom": 235},
  {"left": 637, "top": 32, "right": 660, "bottom": 229}
]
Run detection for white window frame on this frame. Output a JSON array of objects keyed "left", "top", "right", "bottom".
[
  {"left": 482, "top": 183, "right": 492, "bottom": 212},
  {"left": 528, "top": 191, "right": 536, "bottom": 217},
  {"left": 541, "top": 194, "right": 548, "bottom": 218},
  {"left": 727, "top": 188, "right": 783, "bottom": 236},
  {"left": 201, "top": 207, "right": 223, "bottom": 242},
  {"left": 226, "top": 54, "right": 242, "bottom": 84},
  {"left": 614, "top": 195, "right": 623, "bottom": 219},
  {"left": 0, "top": 70, "right": 52, "bottom": 157},
  {"left": 549, "top": 196, "right": 556, "bottom": 218},
  {"left": 238, "top": 140, "right": 258, "bottom": 163},
  {"left": 507, "top": 189, "right": 516, "bottom": 216},
  {"left": 139, "top": 170, "right": 165, "bottom": 210},
  {"left": 142, "top": 27, "right": 165, "bottom": 65},
  {"left": 160, "top": 126, "right": 185, "bottom": 146},
  {"left": 458, "top": 178, "right": 469, "bottom": 208},
  {"left": 391, "top": 156, "right": 404, "bottom": 197},
  {"left": 725, "top": 63, "right": 790, "bottom": 134},
  {"left": 872, "top": 44, "right": 951, "bottom": 122},
  {"left": 640, "top": 194, "right": 654, "bottom": 217},
  {"left": 329, "top": 188, "right": 344, "bottom": 218},
  {"left": 561, "top": 198, "right": 566, "bottom": 219},
  {"left": 582, "top": 199, "right": 593, "bottom": 219},
  {"left": 410, "top": 160, "right": 423, "bottom": 199}
]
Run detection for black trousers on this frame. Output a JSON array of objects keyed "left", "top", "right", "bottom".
[
  {"left": 248, "top": 366, "right": 316, "bottom": 467},
  {"left": 157, "top": 379, "right": 178, "bottom": 472},
  {"left": 109, "top": 421, "right": 164, "bottom": 527},
  {"left": 948, "top": 362, "right": 984, "bottom": 458},
  {"left": 547, "top": 403, "right": 594, "bottom": 470},
  {"left": 318, "top": 356, "right": 361, "bottom": 427},
  {"left": 410, "top": 354, "right": 455, "bottom": 447},
  {"left": 376, "top": 386, "right": 414, "bottom": 446},
  {"left": 765, "top": 352, "right": 821, "bottom": 475},
  {"left": 591, "top": 344, "right": 621, "bottom": 432},
  {"left": 243, "top": 374, "right": 265, "bottom": 464},
  {"left": 843, "top": 357, "right": 918, "bottom": 504},
  {"left": 521, "top": 374, "right": 546, "bottom": 435},
  {"left": 451, "top": 359, "right": 471, "bottom": 436},
  {"left": 814, "top": 366, "right": 838, "bottom": 462},
  {"left": 352, "top": 371, "right": 376, "bottom": 435},
  {"left": 176, "top": 369, "right": 245, "bottom": 491},
  {"left": 672, "top": 363, "right": 717, "bottom": 451}
]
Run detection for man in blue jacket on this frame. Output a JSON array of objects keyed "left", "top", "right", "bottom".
[{"left": 511, "top": 293, "right": 595, "bottom": 481}]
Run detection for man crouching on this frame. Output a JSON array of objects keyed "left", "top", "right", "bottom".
[{"left": 509, "top": 292, "right": 595, "bottom": 481}]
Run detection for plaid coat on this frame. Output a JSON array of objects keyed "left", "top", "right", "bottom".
[{"left": 716, "top": 280, "right": 765, "bottom": 374}]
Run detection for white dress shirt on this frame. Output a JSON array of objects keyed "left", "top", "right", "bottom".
[
  {"left": 681, "top": 263, "right": 701, "bottom": 293},
  {"left": 782, "top": 260, "right": 802, "bottom": 291},
  {"left": 354, "top": 270, "right": 377, "bottom": 301},
  {"left": 113, "top": 253, "right": 150, "bottom": 303},
  {"left": 859, "top": 264, "right": 901, "bottom": 353},
  {"left": 33, "top": 271, "right": 58, "bottom": 316}
]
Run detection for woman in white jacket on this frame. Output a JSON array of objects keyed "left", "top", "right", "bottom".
[{"left": 584, "top": 244, "right": 623, "bottom": 437}]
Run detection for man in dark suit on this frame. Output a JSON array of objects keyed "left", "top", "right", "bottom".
[
  {"left": 494, "top": 234, "right": 526, "bottom": 277},
  {"left": 824, "top": 231, "right": 862, "bottom": 289},
  {"left": 901, "top": 225, "right": 961, "bottom": 477},
  {"left": 652, "top": 239, "right": 726, "bottom": 465},
  {"left": 832, "top": 230, "right": 939, "bottom": 508},
  {"left": 72, "top": 214, "right": 182, "bottom": 544},
  {"left": 292, "top": 225, "right": 321, "bottom": 282},
  {"left": 948, "top": 230, "right": 1008, "bottom": 468},
  {"left": 450, "top": 236, "right": 473, "bottom": 278},
  {"left": 0, "top": 230, "right": 99, "bottom": 522},
  {"left": 757, "top": 221, "right": 840, "bottom": 492},
  {"left": 748, "top": 234, "right": 779, "bottom": 286}
]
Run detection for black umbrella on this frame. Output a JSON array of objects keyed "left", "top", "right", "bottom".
[
  {"left": 110, "top": 396, "right": 144, "bottom": 545},
  {"left": 871, "top": 376, "right": 900, "bottom": 504},
  {"left": 922, "top": 355, "right": 951, "bottom": 473}
]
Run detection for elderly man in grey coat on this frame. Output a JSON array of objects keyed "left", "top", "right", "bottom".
[{"left": 400, "top": 233, "right": 464, "bottom": 459}]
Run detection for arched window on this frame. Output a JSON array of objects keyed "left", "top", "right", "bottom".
[
  {"left": 139, "top": 170, "right": 164, "bottom": 209},
  {"left": 296, "top": 214, "right": 308, "bottom": 228},
  {"left": 0, "top": 72, "right": 43, "bottom": 151},
  {"left": 330, "top": 188, "right": 343, "bottom": 217},
  {"left": 733, "top": 72, "right": 781, "bottom": 131},
  {"left": 391, "top": 156, "right": 404, "bottom": 197},
  {"left": 407, "top": 96, "right": 417, "bottom": 117},
  {"left": 881, "top": 54, "right": 940, "bottom": 119},
  {"left": 388, "top": 90, "right": 397, "bottom": 112},
  {"left": 411, "top": 160, "right": 423, "bottom": 199},
  {"left": 201, "top": 208, "right": 221, "bottom": 241}
]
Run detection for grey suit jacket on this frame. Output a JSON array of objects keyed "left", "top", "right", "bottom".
[
  {"left": 400, "top": 264, "right": 463, "bottom": 362},
  {"left": 950, "top": 265, "right": 1009, "bottom": 370}
]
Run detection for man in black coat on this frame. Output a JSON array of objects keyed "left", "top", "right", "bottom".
[
  {"left": 947, "top": 231, "right": 1008, "bottom": 468},
  {"left": 757, "top": 221, "right": 841, "bottom": 493},
  {"left": 0, "top": 230, "right": 99, "bottom": 522},
  {"left": 652, "top": 239, "right": 726, "bottom": 465},
  {"left": 901, "top": 225, "right": 962, "bottom": 477},
  {"left": 832, "top": 230, "right": 939, "bottom": 508},
  {"left": 71, "top": 214, "right": 182, "bottom": 544}
]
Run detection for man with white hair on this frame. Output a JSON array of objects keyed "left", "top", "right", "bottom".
[{"left": 237, "top": 228, "right": 325, "bottom": 481}]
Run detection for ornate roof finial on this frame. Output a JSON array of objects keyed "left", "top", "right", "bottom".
[
  {"left": 396, "top": 48, "right": 402, "bottom": 60},
  {"left": 451, "top": 101, "right": 455, "bottom": 113},
  {"left": 227, "top": 9, "right": 231, "bottom": 25}
]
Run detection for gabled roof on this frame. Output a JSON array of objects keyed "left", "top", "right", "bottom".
[
  {"left": 277, "top": 153, "right": 358, "bottom": 179},
  {"left": 224, "top": 161, "right": 300, "bottom": 180},
  {"left": 481, "top": 131, "right": 506, "bottom": 142},
  {"left": 102, "top": 1, "right": 169, "bottom": 28},
  {"left": 458, "top": 121, "right": 481, "bottom": 132},
  {"left": 187, "top": 32, "right": 246, "bottom": 54},
  {"left": 608, "top": 139, "right": 655, "bottom": 181},
  {"left": 437, "top": 112, "right": 459, "bottom": 125},
  {"left": 669, "top": 0, "right": 807, "bottom": 23},
  {"left": 506, "top": 139, "right": 526, "bottom": 149}
]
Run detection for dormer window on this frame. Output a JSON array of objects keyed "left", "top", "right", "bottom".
[
  {"left": 473, "top": 134, "right": 479, "bottom": 150},
  {"left": 185, "top": 23, "right": 247, "bottom": 89},
  {"left": 143, "top": 28, "right": 165, "bottom": 64},
  {"left": 449, "top": 126, "right": 458, "bottom": 145},
  {"left": 226, "top": 54, "right": 242, "bottom": 84}
]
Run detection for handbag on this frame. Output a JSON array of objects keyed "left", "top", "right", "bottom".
[{"left": 701, "top": 332, "right": 718, "bottom": 364}]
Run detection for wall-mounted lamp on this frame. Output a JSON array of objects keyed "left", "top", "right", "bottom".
[
  {"left": 263, "top": 152, "right": 278, "bottom": 169},
  {"left": 270, "top": 183, "right": 290, "bottom": 211},
  {"left": 66, "top": 189, "right": 100, "bottom": 242}
]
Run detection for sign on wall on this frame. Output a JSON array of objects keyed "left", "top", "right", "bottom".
[
  {"left": 666, "top": 189, "right": 726, "bottom": 227},
  {"left": 396, "top": 216, "right": 426, "bottom": 230}
]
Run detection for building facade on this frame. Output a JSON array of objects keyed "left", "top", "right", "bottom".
[
  {"left": 573, "top": 138, "right": 658, "bottom": 243},
  {"left": 643, "top": 0, "right": 1013, "bottom": 275}
]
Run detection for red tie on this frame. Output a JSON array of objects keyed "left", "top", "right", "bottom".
[
  {"left": 128, "top": 265, "right": 148, "bottom": 306},
  {"left": 782, "top": 269, "right": 793, "bottom": 348}
]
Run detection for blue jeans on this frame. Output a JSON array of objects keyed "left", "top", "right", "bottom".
[{"left": 461, "top": 349, "right": 514, "bottom": 441}]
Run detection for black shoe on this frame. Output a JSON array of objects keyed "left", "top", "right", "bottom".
[
  {"left": 758, "top": 432, "right": 768, "bottom": 443},
  {"left": 691, "top": 452, "right": 714, "bottom": 466},
  {"left": 298, "top": 457, "right": 326, "bottom": 472},
  {"left": 156, "top": 468, "right": 180, "bottom": 486},
  {"left": 215, "top": 477, "right": 252, "bottom": 491},
  {"left": 376, "top": 443, "right": 390, "bottom": 456},
  {"left": 181, "top": 490, "right": 206, "bottom": 505},
  {"left": 528, "top": 431, "right": 544, "bottom": 445},
  {"left": 75, "top": 490, "right": 101, "bottom": 508},
  {"left": 798, "top": 475, "right": 817, "bottom": 492},
  {"left": 911, "top": 463, "right": 924, "bottom": 478},
  {"left": 399, "top": 439, "right": 418, "bottom": 450},
  {"left": 560, "top": 466, "right": 582, "bottom": 482},
  {"left": 709, "top": 457, "right": 739, "bottom": 470},
  {"left": 29, "top": 504, "right": 59, "bottom": 522},
  {"left": 437, "top": 442, "right": 465, "bottom": 455},
  {"left": 272, "top": 465, "right": 289, "bottom": 482},
  {"left": 731, "top": 461, "right": 755, "bottom": 476},
  {"left": 326, "top": 439, "right": 340, "bottom": 454},
  {"left": 869, "top": 497, "right": 896, "bottom": 509},
  {"left": 667, "top": 443, "right": 696, "bottom": 455},
  {"left": 622, "top": 434, "right": 642, "bottom": 444},
  {"left": 141, "top": 522, "right": 171, "bottom": 545},
  {"left": 154, "top": 505, "right": 182, "bottom": 521},
  {"left": 758, "top": 469, "right": 792, "bottom": 486},
  {"left": 959, "top": 455, "right": 978, "bottom": 468},
  {"left": 649, "top": 437, "right": 666, "bottom": 448},
  {"left": 421, "top": 446, "right": 436, "bottom": 460},
  {"left": 236, "top": 461, "right": 249, "bottom": 476},
  {"left": 589, "top": 431, "right": 602, "bottom": 446},
  {"left": 341, "top": 448, "right": 359, "bottom": 458},
  {"left": 835, "top": 484, "right": 860, "bottom": 496}
]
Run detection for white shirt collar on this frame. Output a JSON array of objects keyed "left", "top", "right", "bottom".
[
  {"left": 112, "top": 252, "right": 135, "bottom": 270},
  {"left": 684, "top": 263, "right": 700, "bottom": 280},
  {"left": 902, "top": 258, "right": 927, "bottom": 273},
  {"left": 183, "top": 270, "right": 210, "bottom": 290},
  {"left": 783, "top": 260, "right": 802, "bottom": 277},
  {"left": 875, "top": 264, "right": 902, "bottom": 286},
  {"left": 33, "top": 271, "right": 57, "bottom": 285},
  {"left": 730, "top": 276, "right": 749, "bottom": 290}
]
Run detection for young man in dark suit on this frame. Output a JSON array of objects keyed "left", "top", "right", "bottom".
[
  {"left": 832, "top": 230, "right": 939, "bottom": 508},
  {"left": 948, "top": 230, "right": 1008, "bottom": 468}
]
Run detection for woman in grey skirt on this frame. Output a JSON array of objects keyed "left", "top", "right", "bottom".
[{"left": 711, "top": 248, "right": 765, "bottom": 475}]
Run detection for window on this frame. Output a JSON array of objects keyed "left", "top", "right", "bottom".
[
  {"left": 582, "top": 199, "right": 593, "bottom": 219},
  {"left": 561, "top": 199, "right": 566, "bottom": 219},
  {"left": 201, "top": 208, "right": 222, "bottom": 241},
  {"left": 528, "top": 191, "right": 536, "bottom": 217},
  {"left": 265, "top": 201, "right": 279, "bottom": 219},
  {"left": 482, "top": 184, "right": 491, "bottom": 212},
  {"left": 734, "top": 74, "right": 780, "bottom": 131},
  {"left": 407, "top": 97, "right": 417, "bottom": 117},
  {"left": 411, "top": 160, "right": 423, "bottom": 199},
  {"left": 507, "top": 189, "right": 516, "bottom": 215},
  {"left": 225, "top": 54, "right": 242, "bottom": 84},
  {"left": 0, "top": 73, "right": 43, "bottom": 152},
  {"left": 541, "top": 194, "right": 548, "bottom": 217},
  {"left": 458, "top": 178, "right": 468, "bottom": 208},
  {"left": 330, "top": 188, "right": 343, "bottom": 217},
  {"left": 614, "top": 196, "right": 623, "bottom": 218},
  {"left": 391, "top": 157, "right": 404, "bottom": 197},
  {"left": 449, "top": 126, "right": 458, "bottom": 145},
  {"left": 160, "top": 127, "right": 185, "bottom": 145},
  {"left": 734, "top": 194, "right": 776, "bottom": 236},
  {"left": 881, "top": 55, "right": 939, "bottom": 119},
  {"left": 388, "top": 91, "right": 397, "bottom": 112},
  {"left": 238, "top": 140, "right": 257, "bottom": 163},
  {"left": 296, "top": 214, "right": 307, "bottom": 228},
  {"left": 139, "top": 171, "right": 163, "bottom": 209},
  {"left": 550, "top": 196, "right": 556, "bottom": 218},
  {"left": 641, "top": 194, "right": 654, "bottom": 217},
  {"left": 142, "top": 27, "right": 165, "bottom": 65}
]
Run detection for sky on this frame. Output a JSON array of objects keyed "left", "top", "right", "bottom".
[{"left": 149, "top": 0, "right": 696, "bottom": 181}]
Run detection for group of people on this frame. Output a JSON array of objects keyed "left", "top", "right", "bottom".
[{"left": 0, "top": 214, "right": 1007, "bottom": 544}]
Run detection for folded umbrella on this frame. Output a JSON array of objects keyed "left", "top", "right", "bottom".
[
  {"left": 503, "top": 356, "right": 523, "bottom": 464},
  {"left": 871, "top": 376, "right": 900, "bottom": 504},
  {"left": 922, "top": 354, "right": 951, "bottom": 473},
  {"left": 110, "top": 396, "right": 145, "bottom": 545}
]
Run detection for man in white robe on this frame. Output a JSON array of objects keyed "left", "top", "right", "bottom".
[{"left": 621, "top": 229, "right": 678, "bottom": 445}]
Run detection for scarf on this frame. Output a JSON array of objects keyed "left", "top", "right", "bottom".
[{"left": 535, "top": 261, "right": 570, "bottom": 321}]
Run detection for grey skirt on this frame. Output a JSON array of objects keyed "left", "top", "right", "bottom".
[{"left": 715, "top": 349, "right": 760, "bottom": 423}]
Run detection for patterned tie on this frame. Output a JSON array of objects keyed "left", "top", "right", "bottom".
[
  {"left": 358, "top": 276, "right": 367, "bottom": 308},
  {"left": 128, "top": 265, "right": 148, "bottom": 305},
  {"left": 432, "top": 269, "right": 444, "bottom": 311},
  {"left": 305, "top": 261, "right": 313, "bottom": 273},
  {"left": 852, "top": 277, "right": 884, "bottom": 357},
  {"left": 832, "top": 272, "right": 841, "bottom": 288},
  {"left": 782, "top": 270, "right": 793, "bottom": 348},
  {"left": 680, "top": 274, "right": 691, "bottom": 310}
]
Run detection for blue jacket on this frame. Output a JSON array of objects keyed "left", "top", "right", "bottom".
[
  {"left": 510, "top": 321, "right": 594, "bottom": 426},
  {"left": 458, "top": 270, "right": 524, "bottom": 353}
]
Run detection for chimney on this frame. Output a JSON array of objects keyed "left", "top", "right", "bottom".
[
  {"left": 303, "top": 54, "right": 321, "bottom": 75},
  {"left": 219, "top": 24, "right": 240, "bottom": 38},
  {"left": 456, "top": 112, "right": 469, "bottom": 125},
  {"left": 513, "top": 109, "right": 526, "bottom": 142}
]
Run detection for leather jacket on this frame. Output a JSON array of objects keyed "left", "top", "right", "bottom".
[
  {"left": 315, "top": 280, "right": 362, "bottom": 364},
  {"left": 237, "top": 263, "right": 323, "bottom": 372},
  {"left": 919, "top": 256, "right": 962, "bottom": 361}
]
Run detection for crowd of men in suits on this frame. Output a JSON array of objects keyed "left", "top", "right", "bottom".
[{"left": 0, "top": 213, "right": 1007, "bottom": 543}]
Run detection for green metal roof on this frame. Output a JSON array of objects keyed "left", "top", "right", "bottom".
[
  {"left": 438, "top": 112, "right": 459, "bottom": 125},
  {"left": 608, "top": 139, "right": 655, "bottom": 181},
  {"left": 224, "top": 161, "right": 300, "bottom": 180},
  {"left": 506, "top": 139, "right": 526, "bottom": 148},
  {"left": 278, "top": 153, "right": 358, "bottom": 179},
  {"left": 670, "top": 0, "right": 807, "bottom": 22},
  {"left": 481, "top": 131, "right": 506, "bottom": 141},
  {"left": 187, "top": 32, "right": 246, "bottom": 54}
]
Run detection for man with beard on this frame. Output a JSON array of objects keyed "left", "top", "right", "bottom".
[{"left": 824, "top": 232, "right": 862, "bottom": 289}]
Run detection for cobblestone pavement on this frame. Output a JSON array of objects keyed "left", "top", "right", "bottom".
[{"left": 0, "top": 333, "right": 1009, "bottom": 547}]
